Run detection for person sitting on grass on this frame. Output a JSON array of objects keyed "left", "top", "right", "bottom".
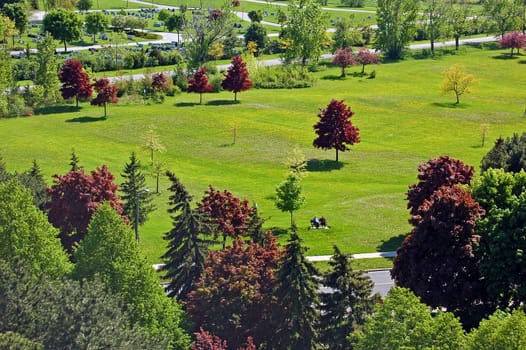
[
  {"left": 320, "top": 216, "right": 327, "bottom": 228},
  {"left": 311, "top": 216, "right": 320, "bottom": 229}
]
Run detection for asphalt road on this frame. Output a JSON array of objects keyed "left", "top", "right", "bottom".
[{"left": 368, "top": 269, "right": 394, "bottom": 297}]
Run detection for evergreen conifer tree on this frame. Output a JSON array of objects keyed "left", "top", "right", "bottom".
[
  {"left": 318, "top": 245, "right": 380, "bottom": 349},
  {"left": 120, "top": 152, "right": 155, "bottom": 242},
  {"left": 162, "top": 171, "right": 214, "bottom": 300},
  {"left": 271, "top": 229, "right": 320, "bottom": 349}
]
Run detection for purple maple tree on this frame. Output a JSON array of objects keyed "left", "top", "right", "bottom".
[
  {"left": 499, "top": 31, "right": 526, "bottom": 57},
  {"left": 313, "top": 99, "right": 360, "bottom": 162},
  {"left": 332, "top": 47, "right": 356, "bottom": 77},
  {"left": 354, "top": 47, "right": 381, "bottom": 74},
  {"left": 90, "top": 78, "right": 118, "bottom": 118},
  {"left": 59, "top": 59, "right": 92, "bottom": 107},
  {"left": 221, "top": 55, "right": 253, "bottom": 102},
  {"left": 188, "top": 67, "right": 214, "bottom": 104}
]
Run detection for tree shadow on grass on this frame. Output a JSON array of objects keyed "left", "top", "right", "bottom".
[
  {"left": 431, "top": 102, "right": 467, "bottom": 109},
  {"left": 207, "top": 100, "right": 239, "bottom": 106},
  {"left": 377, "top": 232, "right": 408, "bottom": 253},
  {"left": 466, "top": 41, "right": 500, "bottom": 50},
  {"left": 322, "top": 74, "right": 345, "bottom": 80},
  {"left": 307, "top": 158, "right": 344, "bottom": 172},
  {"left": 175, "top": 102, "right": 198, "bottom": 107},
  {"left": 269, "top": 226, "right": 289, "bottom": 237},
  {"left": 518, "top": 59, "right": 526, "bottom": 65},
  {"left": 492, "top": 53, "right": 520, "bottom": 60},
  {"left": 65, "top": 116, "right": 106, "bottom": 123},
  {"left": 37, "top": 105, "right": 80, "bottom": 115}
]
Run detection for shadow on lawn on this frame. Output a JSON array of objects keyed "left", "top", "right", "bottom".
[
  {"left": 65, "top": 116, "right": 106, "bottom": 123},
  {"left": 38, "top": 105, "right": 80, "bottom": 115},
  {"left": 175, "top": 102, "right": 199, "bottom": 107},
  {"left": 431, "top": 102, "right": 467, "bottom": 109},
  {"left": 307, "top": 159, "right": 344, "bottom": 172},
  {"left": 492, "top": 53, "right": 520, "bottom": 60},
  {"left": 207, "top": 100, "right": 239, "bottom": 106},
  {"left": 377, "top": 232, "right": 408, "bottom": 253}
]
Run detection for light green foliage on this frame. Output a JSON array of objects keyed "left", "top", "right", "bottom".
[
  {"left": 0, "top": 48, "right": 14, "bottom": 116},
  {"left": 280, "top": 0, "right": 328, "bottom": 66},
  {"left": 420, "top": 0, "right": 450, "bottom": 55},
  {"left": 76, "top": 0, "right": 93, "bottom": 12},
  {"left": 35, "top": 33, "right": 62, "bottom": 105},
  {"left": 275, "top": 173, "right": 305, "bottom": 227},
  {"left": 471, "top": 168, "right": 526, "bottom": 309},
  {"left": 0, "top": 179, "right": 72, "bottom": 279},
  {"left": 331, "top": 16, "right": 362, "bottom": 50},
  {"left": 85, "top": 12, "right": 108, "bottom": 43},
  {"left": 0, "top": 332, "right": 43, "bottom": 350},
  {"left": 441, "top": 63, "right": 477, "bottom": 104},
  {"left": 0, "top": 261, "right": 162, "bottom": 349},
  {"left": 142, "top": 124, "right": 166, "bottom": 164},
  {"left": 482, "top": 0, "right": 523, "bottom": 36},
  {"left": 72, "top": 203, "right": 190, "bottom": 349},
  {"left": 352, "top": 287, "right": 466, "bottom": 350},
  {"left": 42, "top": 8, "right": 83, "bottom": 52},
  {"left": 467, "top": 309, "right": 526, "bottom": 349},
  {"left": 375, "top": 0, "right": 419, "bottom": 59}
]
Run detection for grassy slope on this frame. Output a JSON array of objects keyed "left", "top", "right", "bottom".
[{"left": 1, "top": 44, "right": 524, "bottom": 264}]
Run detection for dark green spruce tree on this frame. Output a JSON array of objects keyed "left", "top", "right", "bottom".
[
  {"left": 69, "top": 149, "right": 81, "bottom": 171},
  {"left": 271, "top": 228, "right": 320, "bottom": 350},
  {"left": 318, "top": 245, "right": 380, "bottom": 350},
  {"left": 17, "top": 160, "right": 48, "bottom": 211},
  {"left": 120, "top": 152, "right": 155, "bottom": 243},
  {"left": 162, "top": 171, "right": 214, "bottom": 300}
]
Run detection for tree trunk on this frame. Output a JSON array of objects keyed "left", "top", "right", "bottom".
[
  {"left": 455, "top": 36, "right": 459, "bottom": 50},
  {"left": 336, "top": 149, "right": 339, "bottom": 162},
  {"left": 234, "top": 92, "right": 237, "bottom": 102},
  {"left": 103, "top": 103, "right": 107, "bottom": 117},
  {"left": 290, "top": 211, "right": 294, "bottom": 228},
  {"left": 76, "top": 96, "right": 79, "bottom": 108},
  {"left": 64, "top": 40, "right": 67, "bottom": 53},
  {"left": 199, "top": 92, "right": 203, "bottom": 104}
]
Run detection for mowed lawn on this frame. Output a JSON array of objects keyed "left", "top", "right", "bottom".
[{"left": 1, "top": 44, "right": 524, "bottom": 265}]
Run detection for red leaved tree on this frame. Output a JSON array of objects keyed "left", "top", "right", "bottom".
[
  {"left": 499, "top": 31, "right": 526, "bottom": 57},
  {"left": 197, "top": 185, "right": 253, "bottom": 248},
  {"left": 332, "top": 47, "right": 356, "bottom": 77},
  {"left": 91, "top": 78, "right": 118, "bottom": 118},
  {"left": 354, "top": 47, "right": 381, "bottom": 74},
  {"left": 188, "top": 67, "right": 214, "bottom": 104},
  {"left": 392, "top": 185, "right": 487, "bottom": 328},
  {"left": 406, "top": 155, "right": 474, "bottom": 216},
  {"left": 151, "top": 72, "right": 169, "bottom": 93},
  {"left": 58, "top": 59, "right": 92, "bottom": 107},
  {"left": 313, "top": 99, "right": 360, "bottom": 162},
  {"left": 221, "top": 55, "right": 253, "bottom": 102},
  {"left": 46, "top": 165, "right": 124, "bottom": 256},
  {"left": 185, "top": 234, "right": 281, "bottom": 349},
  {"left": 192, "top": 328, "right": 228, "bottom": 350}
]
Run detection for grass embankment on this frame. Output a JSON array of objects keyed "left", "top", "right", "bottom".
[{"left": 0, "top": 44, "right": 524, "bottom": 265}]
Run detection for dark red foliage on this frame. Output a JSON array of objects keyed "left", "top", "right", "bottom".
[
  {"left": 392, "top": 185, "right": 487, "bottom": 326},
  {"left": 151, "top": 72, "right": 168, "bottom": 92},
  {"left": 209, "top": 8, "right": 224, "bottom": 20},
  {"left": 313, "top": 99, "right": 360, "bottom": 162},
  {"left": 221, "top": 55, "right": 252, "bottom": 101},
  {"left": 187, "top": 67, "right": 214, "bottom": 104},
  {"left": 231, "top": 0, "right": 240, "bottom": 6},
  {"left": 406, "top": 155, "right": 474, "bottom": 216},
  {"left": 332, "top": 47, "right": 356, "bottom": 77},
  {"left": 90, "top": 78, "right": 118, "bottom": 117},
  {"left": 197, "top": 185, "right": 253, "bottom": 247},
  {"left": 46, "top": 165, "right": 124, "bottom": 256},
  {"left": 58, "top": 59, "right": 92, "bottom": 107},
  {"left": 185, "top": 234, "right": 281, "bottom": 349},
  {"left": 191, "top": 328, "right": 228, "bottom": 350},
  {"left": 499, "top": 31, "right": 526, "bottom": 56},
  {"left": 354, "top": 47, "right": 381, "bottom": 73}
]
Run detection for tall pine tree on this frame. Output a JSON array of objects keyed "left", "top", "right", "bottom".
[
  {"left": 271, "top": 229, "right": 320, "bottom": 350},
  {"left": 120, "top": 152, "right": 155, "bottom": 243},
  {"left": 318, "top": 245, "right": 380, "bottom": 350},
  {"left": 162, "top": 171, "right": 214, "bottom": 300}
]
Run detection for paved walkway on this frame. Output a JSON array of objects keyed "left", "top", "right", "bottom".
[{"left": 307, "top": 251, "right": 396, "bottom": 262}]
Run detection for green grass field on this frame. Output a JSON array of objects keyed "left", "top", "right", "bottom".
[{"left": 1, "top": 44, "right": 524, "bottom": 264}]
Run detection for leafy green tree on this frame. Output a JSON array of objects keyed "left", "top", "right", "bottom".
[
  {"left": 275, "top": 172, "right": 305, "bottom": 228},
  {"left": 183, "top": 6, "right": 235, "bottom": 68},
  {"left": 467, "top": 309, "right": 526, "bottom": 349},
  {"left": 352, "top": 287, "right": 466, "bottom": 349},
  {"left": 244, "top": 22, "right": 267, "bottom": 55},
  {"left": 76, "top": 0, "right": 92, "bottom": 12},
  {"left": 0, "top": 179, "right": 72, "bottom": 279},
  {"left": 319, "top": 245, "right": 380, "bottom": 350},
  {"left": 85, "top": 11, "right": 108, "bottom": 43},
  {"left": 72, "top": 203, "right": 190, "bottom": 349},
  {"left": 472, "top": 168, "right": 526, "bottom": 310},
  {"left": 393, "top": 184, "right": 487, "bottom": 328},
  {"left": 42, "top": 8, "right": 83, "bottom": 53},
  {"left": 0, "top": 331, "right": 43, "bottom": 350},
  {"left": 332, "top": 16, "right": 361, "bottom": 50},
  {"left": 0, "top": 261, "right": 163, "bottom": 349},
  {"left": 441, "top": 63, "right": 477, "bottom": 104},
  {"left": 480, "top": 133, "right": 526, "bottom": 173},
  {"left": 162, "top": 171, "right": 214, "bottom": 300},
  {"left": 420, "top": 0, "right": 450, "bottom": 55},
  {"left": 375, "top": 0, "right": 419, "bottom": 59},
  {"left": 35, "top": 33, "right": 61, "bottom": 105},
  {"left": 483, "top": 0, "right": 523, "bottom": 36},
  {"left": 271, "top": 230, "right": 320, "bottom": 350},
  {"left": 166, "top": 13, "right": 183, "bottom": 39},
  {"left": 280, "top": 0, "right": 328, "bottom": 66},
  {"left": 142, "top": 125, "right": 166, "bottom": 165},
  {"left": 120, "top": 152, "right": 155, "bottom": 243},
  {"left": 0, "top": 48, "right": 14, "bottom": 116},
  {"left": 446, "top": 1, "right": 473, "bottom": 50},
  {"left": 0, "top": 3, "right": 27, "bottom": 42}
]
